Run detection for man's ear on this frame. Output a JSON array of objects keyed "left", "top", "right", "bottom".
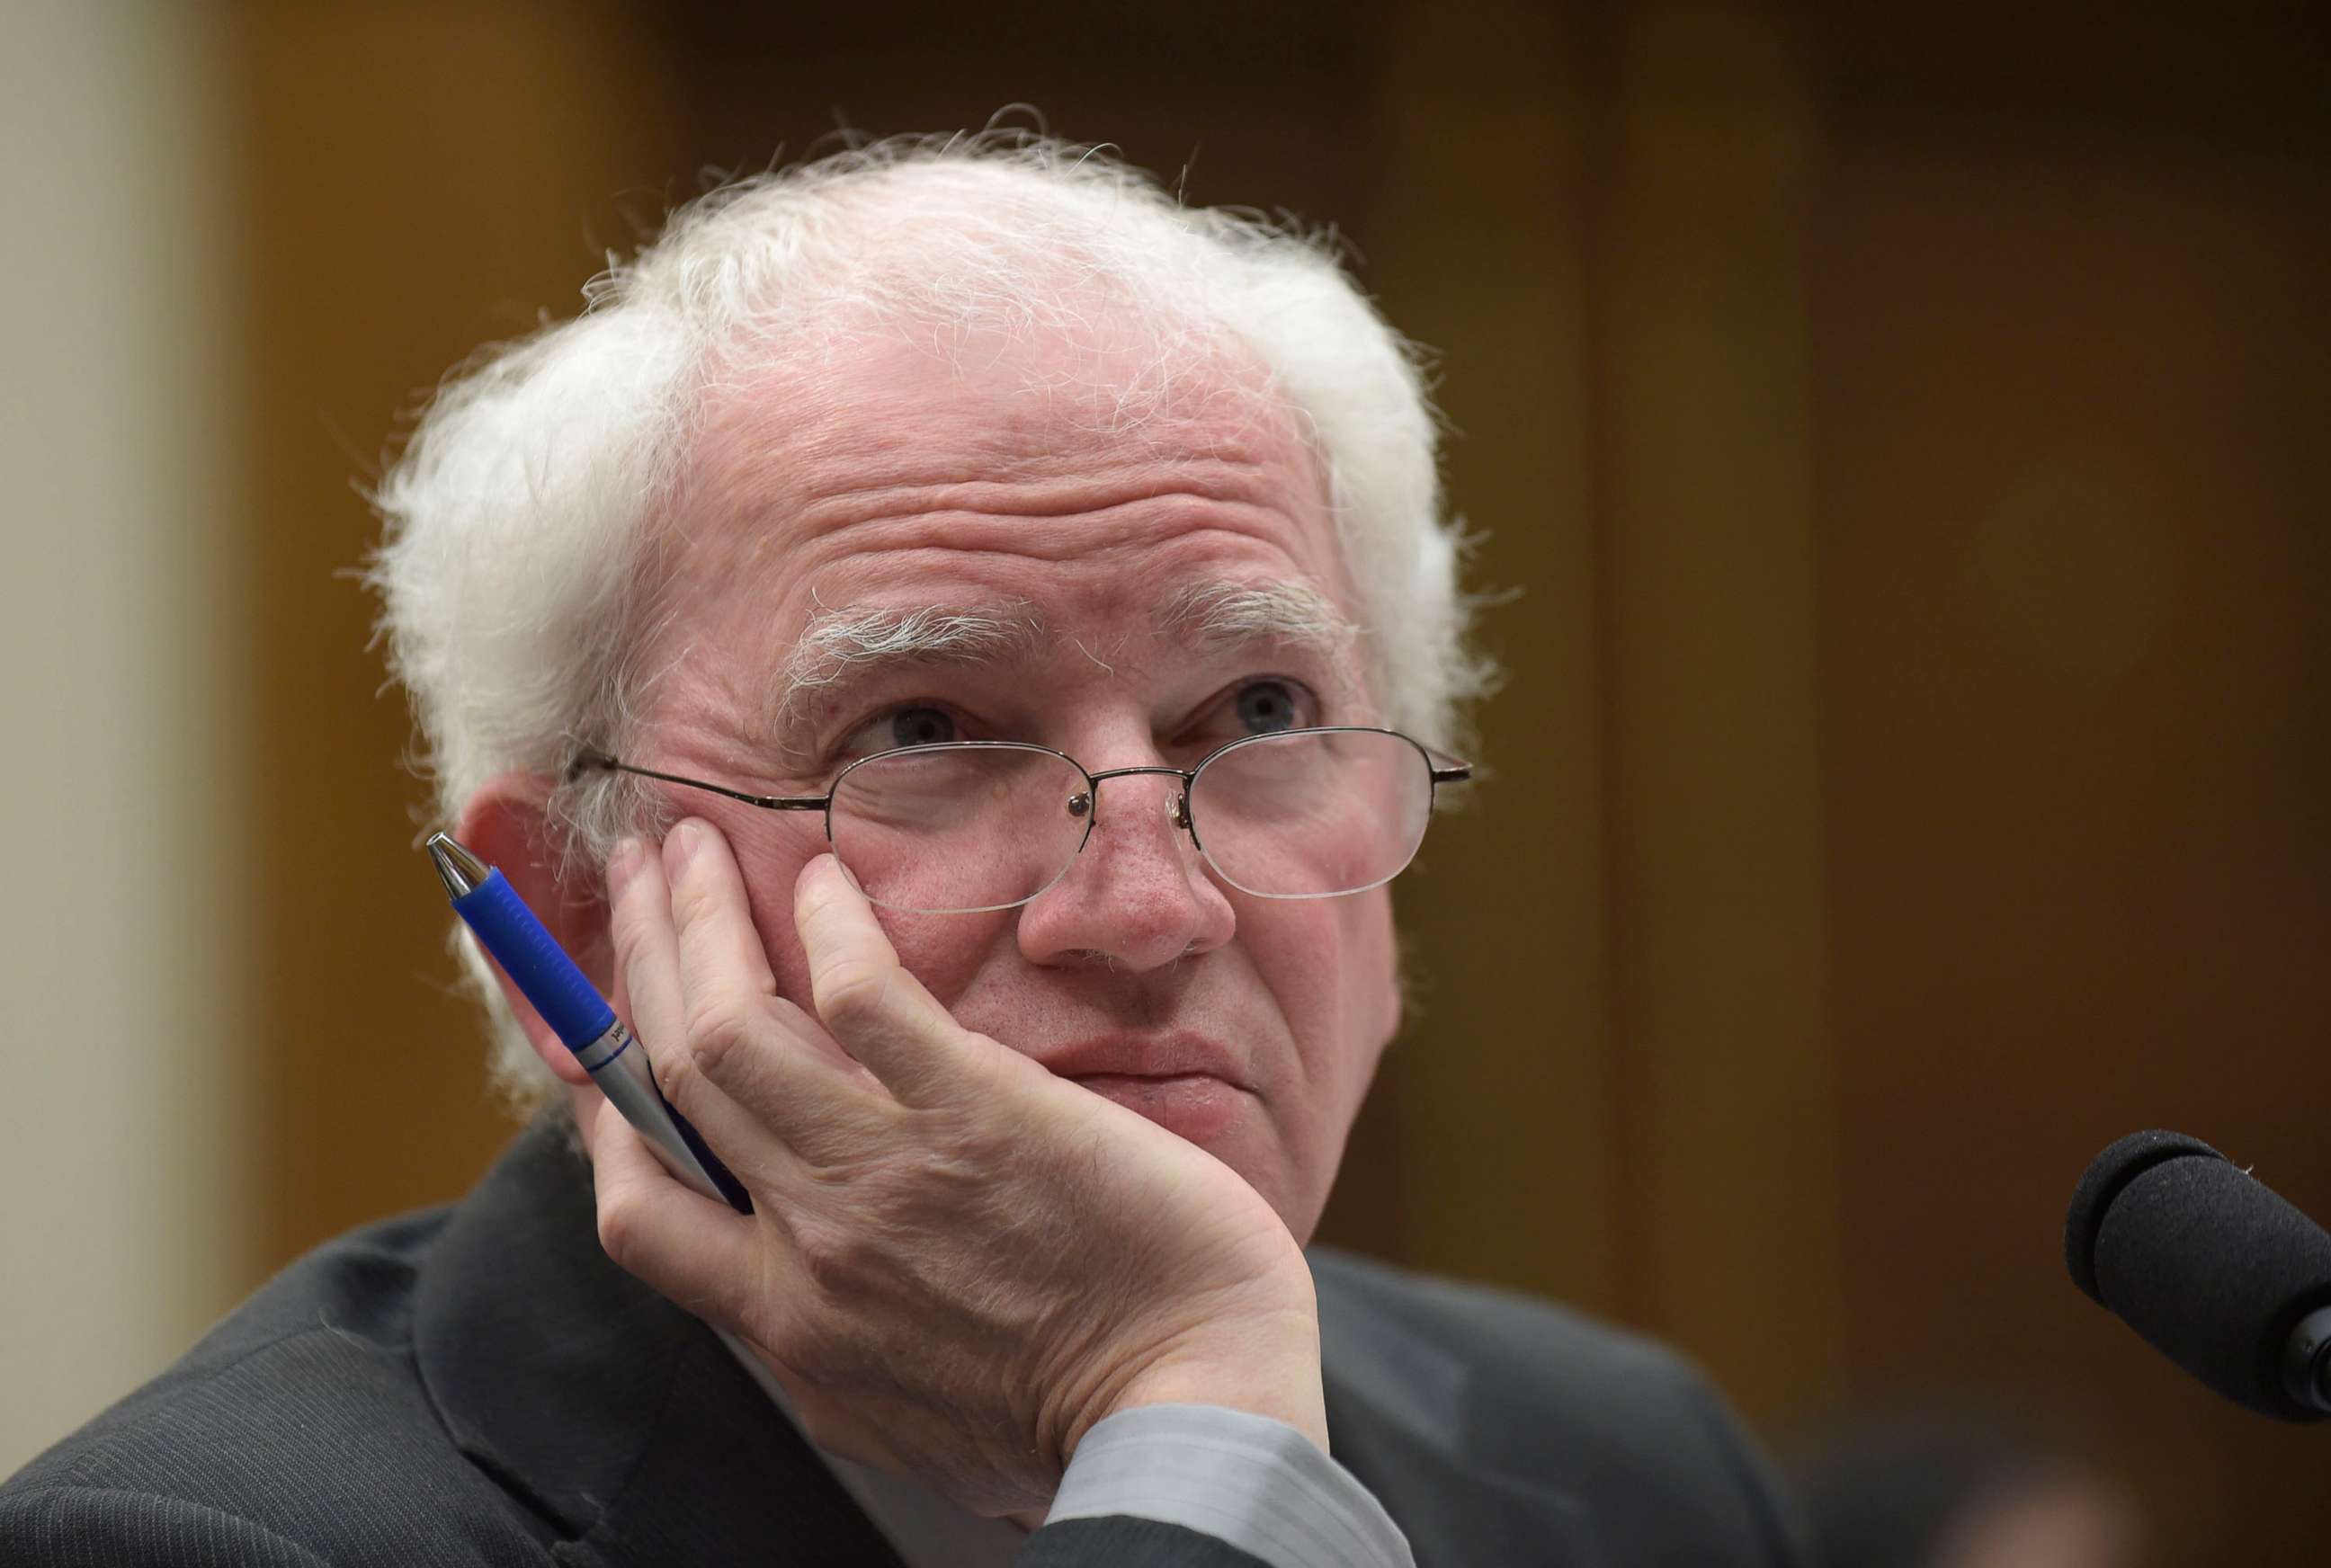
[{"left": 451, "top": 777, "right": 612, "bottom": 1090}]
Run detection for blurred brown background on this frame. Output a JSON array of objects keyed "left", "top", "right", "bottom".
[{"left": 7, "top": 1, "right": 2326, "bottom": 1561}]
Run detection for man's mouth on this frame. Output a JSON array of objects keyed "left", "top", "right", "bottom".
[
  {"left": 1064, "top": 1072, "right": 1250, "bottom": 1141},
  {"left": 1038, "top": 1033, "right": 1255, "bottom": 1142}
]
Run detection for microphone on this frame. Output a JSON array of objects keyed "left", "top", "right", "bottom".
[{"left": 2066, "top": 1129, "right": 2331, "bottom": 1421}]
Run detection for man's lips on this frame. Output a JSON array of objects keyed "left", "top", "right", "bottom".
[
  {"left": 1036, "top": 1031, "right": 1251, "bottom": 1086},
  {"left": 1064, "top": 1073, "right": 1250, "bottom": 1141},
  {"left": 1036, "top": 1034, "right": 1255, "bottom": 1141}
]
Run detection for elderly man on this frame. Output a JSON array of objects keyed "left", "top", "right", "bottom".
[{"left": 1, "top": 138, "right": 1799, "bottom": 1567}]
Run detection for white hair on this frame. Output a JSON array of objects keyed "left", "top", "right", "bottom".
[{"left": 368, "top": 132, "right": 1494, "bottom": 1110}]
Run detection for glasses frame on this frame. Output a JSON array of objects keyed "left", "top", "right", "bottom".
[{"left": 567, "top": 726, "right": 1473, "bottom": 913}]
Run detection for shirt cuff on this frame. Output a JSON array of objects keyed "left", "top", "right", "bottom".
[{"left": 1042, "top": 1403, "right": 1414, "bottom": 1568}]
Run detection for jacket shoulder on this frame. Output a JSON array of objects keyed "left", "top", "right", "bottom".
[
  {"left": 1312, "top": 1244, "right": 1697, "bottom": 1394},
  {"left": 1, "top": 1208, "right": 545, "bottom": 1567},
  {"left": 0, "top": 1484, "right": 333, "bottom": 1568},
  {"left": 1309, "top": 1246, "right": 1806, "bottom": 1567}
]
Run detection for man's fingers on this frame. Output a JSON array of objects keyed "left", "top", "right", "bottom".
[
  {"left": 608, "top": 836, "right": 690, "bottom": 1091},
  {"left": 794, "top": 854, "right": 985, "bottom": 1106},
  {"left": 606, "top": 836, "right": 814, "bottom": 1187},
  {"left": 660, "top": 820, "right": 865, "bottom": 1075},
  {"left": 656, "top": 820, "right": 890, "bottom": 1127},
  {"left": 661, "top": 818, "right": 781, "bottom": 1014},
  {"left": 610, "top": 831, "right": 804, "bottom": 1176},
  {"left": 588, "top": 1097, "right": 761, "bottom": 1324}
]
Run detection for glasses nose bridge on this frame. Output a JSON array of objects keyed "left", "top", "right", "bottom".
[{"left": 1081, "top": 763, "right": 1197, "bottom": 834}]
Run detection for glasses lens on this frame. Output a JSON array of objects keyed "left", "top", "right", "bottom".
[
  {"left": 828, "top": 744, "right": 1091, "bottom": 913},
  {"left": 1191, "top": 729, "right": 1434, "bottom": 897}
]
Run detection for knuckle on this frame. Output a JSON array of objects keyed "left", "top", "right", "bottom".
[
  {"left": 682, "top": 993, "right": 759, "bottom": 1076},
  {"left": 790, "top": 1214, "right": 872, "bottom": 1299},
  {"left": 594, "top": 1190, "right": 645, "bottom": 1270},
  {"left": 956, "top": 1037, "right": 1020, "bottom": 1101},
  {"left": 648, "top": 1041, "right": 692, "bottom": 1101},
  {"left": 814, "top": 956, "right": 896, "bottom": 1033}
]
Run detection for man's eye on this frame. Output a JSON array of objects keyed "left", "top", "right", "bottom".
[
  {"left": 843, "top": 704, "right": 960, "bottom": 755},
  {"left": 1229, "top": 680, "right": 1311, "bottom": 735}
]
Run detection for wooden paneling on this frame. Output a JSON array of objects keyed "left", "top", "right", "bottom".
[
  {"left": 224, "top": 0, "right": 685, "bottom": 1276},
  {"left": 1590, "top": 0, "right": 1847, "bottom": 1430},
  {"left": 1810, "top": 95, "right": 2331, "bottom": 1565},
  {"left": 1342, "top": 0, "right": 1623, "bottom": 1321}
]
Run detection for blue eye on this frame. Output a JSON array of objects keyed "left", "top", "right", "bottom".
[
  {"left": 833, "top": 704, "right": 963, "bottom": 762},
  {"left": 1234, "top": 681, "right": 1305, "bottom": 735},
  {"left": 885, "top": 707, "right": 959, "bottom": 748}
]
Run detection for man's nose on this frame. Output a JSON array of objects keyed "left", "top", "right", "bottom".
[{"left": 1015, "top": 771, "right": 1236, "bottom": 973}]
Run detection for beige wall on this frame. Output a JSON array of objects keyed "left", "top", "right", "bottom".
[{"left": 0, "top": 3, "right": 249, "bottom": 1474}]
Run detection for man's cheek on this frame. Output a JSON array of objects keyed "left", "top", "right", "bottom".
[
  {"left": 737, "top": 870, "right": 817, "bottom": 1002},
  {"left": 1353, "top": 894, "right": 1402, "bottom": 1052},
  {"left": 1286, "top": 894, "right": 1399, "bottom": 1100},
  {"left": 883, "top": 908, "right": 1014, "bottom": 1007}
]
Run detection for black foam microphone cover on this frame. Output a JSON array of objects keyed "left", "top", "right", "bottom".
[{"left": 2066, "top": 1129, "right": 2331, "bottom": 1422}]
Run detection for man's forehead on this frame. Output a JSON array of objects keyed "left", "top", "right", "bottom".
[
  {"left": 648, "top": 319, "right": 1358, "bottom": 680},
  {"left": 684, "top": 321, "right": 1321, "bottom": 535}
]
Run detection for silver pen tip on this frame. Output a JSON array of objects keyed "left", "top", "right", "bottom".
[{"left": 424, "top": 833, "right": 490, "bottom": 900}]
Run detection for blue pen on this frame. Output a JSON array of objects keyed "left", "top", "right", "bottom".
[{"left": 425, "top": 832, "right": 753, "bottom": 1214}]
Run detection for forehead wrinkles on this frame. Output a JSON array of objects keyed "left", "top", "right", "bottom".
[
  {"left": 693, "top": 311, "right": 1318, "bottom": 531},
  {"left": 646, "top": 322, "right": 1362, "bottom": 728}
]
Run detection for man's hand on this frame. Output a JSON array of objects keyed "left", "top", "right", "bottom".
[{"left": 585, "top": 818, "right": 1326, "bottom": 1517}]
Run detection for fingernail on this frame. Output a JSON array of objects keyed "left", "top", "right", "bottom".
[{"left": 665, "top": 820, "right": 702, "bottom": 877}]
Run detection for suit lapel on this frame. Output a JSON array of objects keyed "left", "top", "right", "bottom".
[{"left": 412, "top": 1119, "right": 906, "bottom": 1566}]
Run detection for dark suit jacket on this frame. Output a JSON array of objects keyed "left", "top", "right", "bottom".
[{"left": 0, "top": 1120, "right": 1801, "bottom": 1566}]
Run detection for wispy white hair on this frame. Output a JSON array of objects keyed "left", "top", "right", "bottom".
[{"left": 368, "top": 132, "right": 1493, "bottom": 1110}]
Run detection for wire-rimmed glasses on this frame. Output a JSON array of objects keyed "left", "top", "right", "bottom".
[{"left": 568, "top": 726, "right": 1472, "bottom": 915}]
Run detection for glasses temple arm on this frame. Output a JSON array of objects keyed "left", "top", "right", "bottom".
[{"left": 566, "top": 752, "right": 827, "bottom": 811}]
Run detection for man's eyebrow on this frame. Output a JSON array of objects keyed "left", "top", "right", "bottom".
[
  {"left": 762, "top": 579, "right": 1366, "bottom": 753},
  {"left": 1156, "top": 577, "right": 1364, "bottom": 661},
  {"left": 768, "top": 597, "right": 1045, "bottom": 743}
]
